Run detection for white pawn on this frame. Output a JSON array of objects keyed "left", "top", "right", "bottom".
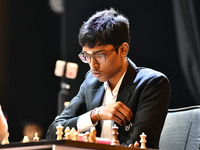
[
  {"left": 73, "top": 132, "right": 79, "bottom": 141},
  {"left": 134, "top": 141, "right": 140, "bottom": 148},
  {"left": 56, "top": 124, "right": 63, "bottom": 140},
  {"left": 22, "top": 135, "right": 29, "bottom": 143},
  {"left": 84, "top": 132, "right": 90, "bottom": 142},
  {"left": 33, "top": 132, "right": 39, "bottom": 142},
  {"left": 64, "top": 126, "right": 71, "bottom": 140},
  {"left": 65, "top": 132, "right": 71, "bottom": 140},
  {"left": 89, "top": 126, "right": 96, "bottom": 143},
  {"left": 140, "top": 132, "right": 147, "bottom": 149},
  {"left": 64, "top": 126, "right": 70, "bottom": 135},
  {"left": 70, "top": 127, "right": 76, "bottom": 140},
  {"left": 2, "top": 132, "right": 9, "bottom": 145}
]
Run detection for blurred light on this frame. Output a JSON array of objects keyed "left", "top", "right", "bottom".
[{"left": 49, "top": 0, "right": 64, "bottom": 14}]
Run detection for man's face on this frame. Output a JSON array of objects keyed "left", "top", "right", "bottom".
[{"left": 82, "top": 44, "right": 126, "bottom": 83}]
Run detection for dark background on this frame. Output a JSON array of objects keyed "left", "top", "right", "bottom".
[{"left": 0, "top": 0, "right": 197, "bottom": 142}]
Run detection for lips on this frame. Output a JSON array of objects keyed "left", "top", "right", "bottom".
[{"left": 92, "top": 71, "right": 101, "bottom": 78}]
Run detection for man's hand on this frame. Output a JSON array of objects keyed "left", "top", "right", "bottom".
[{"left": 99, "top": 101, "right": 133, "bottom": 126}]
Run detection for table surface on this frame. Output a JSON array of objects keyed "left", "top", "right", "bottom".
[{"left": 0, "top": 140, "right": 157, "bottom": 150}]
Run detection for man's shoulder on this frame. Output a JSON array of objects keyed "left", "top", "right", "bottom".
[
  {"left": 135, "top": 67, "right": 169, "bottom": 82},
  {"left": 127, "top": 58, "right": 168, "bottom": 79},
  {"left": 137, "top": 67, "right": 166, "bottom": 77}
]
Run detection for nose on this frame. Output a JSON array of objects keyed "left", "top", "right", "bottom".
[{"left": 89, "top": 57, "right": 99, "bottom": 69}]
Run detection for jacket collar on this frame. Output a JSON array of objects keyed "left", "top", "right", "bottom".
[
  {"left": 91, "top": 58, "right": 137, "bottom": 107},
  {"left": 91, "top": 85, "right": 105, "bottom": 109},
  {"left": 117, "top": 58, "right": 137, "bottom": 105}
]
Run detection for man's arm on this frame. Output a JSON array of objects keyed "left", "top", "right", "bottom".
[
  {"left": 46, "top": 81, "right": 87, "bottom": 139},
  {"left": 91, "top": 101, "right": 133, "bottom": 126},
  {"left": 123, "top": 75, "right": 170, "bottom": 148}
]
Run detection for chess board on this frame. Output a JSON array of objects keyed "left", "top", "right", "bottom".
[{"left": 0, "top": 140, "right": 158, "bottom": 150}]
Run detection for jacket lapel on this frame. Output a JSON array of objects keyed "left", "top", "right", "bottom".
[
  {"left": 91, "top": 83, "right": 105, "bottom": 109},
  {"left": 117, "top": 58, "right": 137, "bottom": 105},
  {"left": 117, "top": 89, "right": 131, "bottom": 105},
  {"left": 90, "top": 83, "right": 105, "bottom": 137}
]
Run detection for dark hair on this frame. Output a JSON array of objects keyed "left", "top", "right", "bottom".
[{"left": 78, "top": 8, "right": 130, "bottom": 50}]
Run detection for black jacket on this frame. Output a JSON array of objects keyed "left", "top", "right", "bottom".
[{"left": 46, "top": 58, "right": 170, "bottom": 149}]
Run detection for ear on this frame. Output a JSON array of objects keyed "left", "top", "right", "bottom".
[{"left": 119, "top": 42, "right": 129, "bottom": 56}]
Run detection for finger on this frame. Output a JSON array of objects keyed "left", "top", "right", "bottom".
[
  {"left": 107, "top": 105, "right": 129, "bottom": 125},
  {"left": 112, "top": 114, "right": 124, "bottom": 126},
  {"left": 100, "top": 106, "right": 125, "bottom": 126},
  {"left": 112, "top": 109, "right": 127, "bottom": 126},
  {"left": 120, "top": 103, "right": 133, "bottom": 117},
  {"left": 116, "top": 102, "right": 133, "bottom": 123}
]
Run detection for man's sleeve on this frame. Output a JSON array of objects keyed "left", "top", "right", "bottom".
[
  {"left": 77, "top": 111, "right": 98, "bottom": 132},
  {"left": 46, "top": 81, "right": 87, "bottom": 139}
]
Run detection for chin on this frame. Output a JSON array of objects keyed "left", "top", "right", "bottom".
[{"left": 97, "top": 77, "right": 107, "bottom": 82}]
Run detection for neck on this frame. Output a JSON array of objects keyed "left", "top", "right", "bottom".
[{"left": 109, "top": 59, "right": 128, "bottom": 91}]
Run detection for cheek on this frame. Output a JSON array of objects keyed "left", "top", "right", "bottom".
[
  {"left": 99, "top": 54, "right": 122, "bottom": 74},
  {"left": 108, "top": 55, "right": 121, "bottom": 68},
  {"left": 102, "top": 59, "right": 121, "bottom": 74}
]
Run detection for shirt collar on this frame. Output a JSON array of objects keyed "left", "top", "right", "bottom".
[{"left": 104, "top": 71, "right": 126, "bottom": 96}]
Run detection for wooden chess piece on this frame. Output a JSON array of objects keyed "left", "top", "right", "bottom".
[
  {"left": 56, "top": 124, "right": 63, "bottom": 140},
  {"left": 73, "top": 132, "right": 79, "bottom": 141},
  {"left": 22, "top": 135, "right": 29, "bottom": 143},
  {"left": 84, "top": 131, "right": 90, "bottom": 142},
  {"left": 134, "top": 141, "right": 140, "bottom": 148},
  {"left": 64, "top": 126, "right": 70, "bottom": 134},
  {"left": 1, "top": 132, "right": 9, "bottom": 145},
  {"left": 33, "top": 132, "right": 39, "bottom": 142},
  {"left": 129, "top": 144, "right": 134, "bottom": 148},
  {"left": 89, "top": 127, "right": 97, "bottom": 143},
  {"left": 140, "top": 132, "right": 147, "bottom": 149},
  {"left": 110, "top": 124, "right": 120, "bottom": 145},
  {"left": 65, "top": 132, "right": 71, "bottom": 140},
  {"left": 64, "top": 126, "right": 71, "bottom": 140},
  {"left": 70, "top": 127, "right": 76, "bottom": 140}
]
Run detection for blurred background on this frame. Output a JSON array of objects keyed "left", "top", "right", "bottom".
[{"left": 0, "top": 0, "right": 199, "bottom": 142}]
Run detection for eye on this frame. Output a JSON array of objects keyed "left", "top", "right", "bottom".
[
  {"left": 93, "top": 54, "right": 103, "bottom": 58},
  {"left": 85, "top": 55, "right": 91, "bottom": 60},
  {"left": 81, "top": 54, "right": 86, "bottom": 59}
]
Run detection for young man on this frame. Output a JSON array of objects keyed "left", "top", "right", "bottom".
[{"left": 46, "top": 8, "right": 170, "bottom": 149}]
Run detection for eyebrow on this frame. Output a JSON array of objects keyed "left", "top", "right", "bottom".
[{"left": 82, "top": 50, "right": 107, "bottom": 55}]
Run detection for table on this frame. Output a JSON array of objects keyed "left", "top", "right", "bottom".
[{"left": 0, "top": 140, "right": 157, "bottom": 150}]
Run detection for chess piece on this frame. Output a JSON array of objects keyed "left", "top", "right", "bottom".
[
  {"left": 65, "top": 132, "right": 71, "bottom": 140},
  {"left": 33, "top": 132, "right": 39, "bottom": 142},
  {"left": 73, "top": 132, "right": 79, "bottom": 141},
  {"left": 110, "top": 124, "right": 120, "bottom": 145},
  {"left": 128, "top": 144, "right": 134, "bottom": 148},
  {"left": 1, "top": 132, "right": 9, "bottom": 145},
  {"left": 84, "top": 132, "right": 90, "bottom": 142},
  {"left": 22, "top": 135, "right": 29, "bottom": 143},
  {"left": 64, "top": 126, "right": 71, "bottom": 140},
  {"left": 140, "top": 132, "right": 147, "bottom": 149},
  {"left": 70, "top": 127, "right": 76, "bottom": 140},
  {"left": 89, "top": 126, "right": 97, "bottom": 143},
  {"left": 134, "top": 141, "right": 140, "bottom": 148},
  {"left": 64, "top": 126, "right": 70, "bottom": 134},
  {"left": 56, "top": 124, "right": 63, "bottom": 140}
]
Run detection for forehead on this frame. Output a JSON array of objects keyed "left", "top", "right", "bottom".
[{"left": 82, "top": 44, "right": 114, "bottom": 54}]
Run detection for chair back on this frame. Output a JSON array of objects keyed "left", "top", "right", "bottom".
[{"left": 159, "top": 106, "right": 200, "bottom": 150}]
